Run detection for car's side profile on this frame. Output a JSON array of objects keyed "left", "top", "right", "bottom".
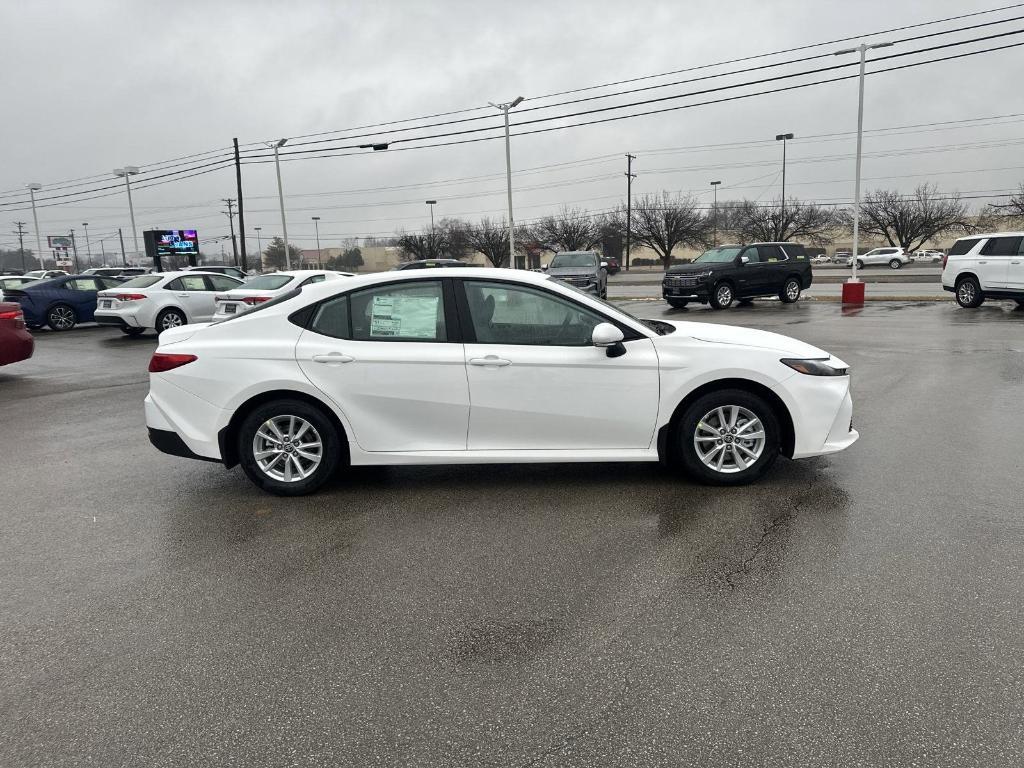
[
  {"left": 2, "top": 275, "right": 123, "bottom": 330},
  {"left": 846, "top": 247, "right": 910, "bottom": 270},
  {"left": 95, "top": 271, "right": 244, "bottom": 335},
  {"left": 145, "top": 268, "right": 858, "bottom": 496},
  {"left": 942, "top": 232, "right": 1024, "bottom": 308}
]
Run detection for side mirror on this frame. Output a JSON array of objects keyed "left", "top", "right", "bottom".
[
  {"left": 600, "top": 261, "right": 608, "bottom": 268},
  {"left": 592, "top": 322, "right": 626, "bottom": 357},
  {"left": 541, "top": 264, "right": 548, "bottom": 270},
  {"left": 740, "top": 255, "right": 750, "bottom": 265}
]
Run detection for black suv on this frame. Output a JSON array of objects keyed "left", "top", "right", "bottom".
[{"left": 662, "top": 242, "right": 812, "bottom": 309}]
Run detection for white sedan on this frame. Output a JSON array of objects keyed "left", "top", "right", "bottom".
[
  {"left": 212, "top": 270, "right": 351, "bottom": 321},
  {"left": 145, "top": 268, "right": 858, "bottom": 495},
  {"left": 95, "top": 271, "right": 243, "bottom": 335}
]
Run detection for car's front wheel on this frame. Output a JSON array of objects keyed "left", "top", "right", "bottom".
[
  {"left": 667, "top": 298, "right": 689, "bottom": 309},
  {"left": 46, "top": 304, "right": 77, "bottom": 331},
  {"left": 955, "top": 277, "right": 984, "bottom": 308},
  {"left": 889, "top": 259, "right": 903, "bottom": 270},
  {"left": 710, "top": 282, "right": 735, "bottom": 309},
  {"left": 856, "top": 260, "right": 865, "bottom": 271},
  {"left": 238, "top": 399, "right": 342, "bottom": 496},
  {"left": 779, "top": 277, "right": 802, "bottom": 303},
  {"left": 675, "top": 389, "right": 779, "bottom": 485}
]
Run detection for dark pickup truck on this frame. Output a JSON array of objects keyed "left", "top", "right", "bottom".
[{"left": 662, "top": 242, "right": 812, "bottom": 309}]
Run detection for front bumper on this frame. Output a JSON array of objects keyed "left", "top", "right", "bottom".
[
  {"left": 662, "top": 282, "right": 711, "bottom": 301},
  {"left": 774, "top": 371, "right": 859, "bottom": 459}
]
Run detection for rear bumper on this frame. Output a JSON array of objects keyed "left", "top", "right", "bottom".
[
  {"left": 148, "top": 428, "right": 220, "bottom": 463},
  {"left": 145, "top": 381, "right": 228, "bottom": 462},
  {"left": 0, "top": 329, "right": 33, "bottom": 365},
  {"left": 95, "top": 314, "right": 130, "bottom": 329},
  {"left": 95, "top": 309, "right": 143, "bottom": 329}
]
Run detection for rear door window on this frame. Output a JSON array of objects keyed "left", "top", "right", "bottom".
[
  {"left": 206, "top": 275, "right": 242, "bottom": 291},
  {"left": 757, "top": 245, "right": 786, "bottom": 262},
  {"left": 980, "top": 236, "right": 1022, "bottom": 256}
]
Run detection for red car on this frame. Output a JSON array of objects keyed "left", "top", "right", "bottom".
[{"left": 0, "top": 302, "right": 34, "bottom": 366}]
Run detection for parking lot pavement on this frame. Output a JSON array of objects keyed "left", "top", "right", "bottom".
[
  {"left": 2, "top": 302, "right": 1023, "bottom": 767},
  {"left": 609, "top": 281, "right": 948, "bottom": 300}
]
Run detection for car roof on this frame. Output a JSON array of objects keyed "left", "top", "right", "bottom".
[
  {"left": 954, "top": 231, "right": 1024, "bottom": 239},
  {"left": 150, "top": 270, "right": 237, "bottom": 279},
  {"left": 298, "top": 267, "right": 553, "bottom": 298}
]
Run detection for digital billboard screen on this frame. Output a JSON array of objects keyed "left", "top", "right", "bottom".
[{"left": 155, "top": 230, "right": 199, "bottom": 257}]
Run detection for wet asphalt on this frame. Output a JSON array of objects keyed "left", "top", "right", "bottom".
[{"left": 1, "top": 300, "right": 1023, "bottom": 767}]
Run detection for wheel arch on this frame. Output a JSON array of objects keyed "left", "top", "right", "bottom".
[
  {"left": 218, "top": 389, "right": 350, "bottom": 469},
  {"left": 953, "top": 271, "right": 979, "bottom": 286},
  {"left": 657, "top": 377, "right": 796, "bottom": 462}
]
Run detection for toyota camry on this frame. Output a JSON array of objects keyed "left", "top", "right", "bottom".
[{"left": 145, "top": 268, "right": 858, "bottom": 495}]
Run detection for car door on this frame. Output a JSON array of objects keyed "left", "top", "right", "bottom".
[
  {"left": 976, "top": 236, "right": 1017, "bottom": 289},
  {"left": 756, "top": 245, "right": 788, "bottom": 294},
  {"left": 1008, "top": 237, "right": 1024, "bottom": 291},
  {"left": 294, "top": 278, "right": 470, "bottom": 451},
  {"left": 733, "top": 246, "right": 762, "bottom": 296},
  {"left": 63, "top": 278, "right": 102, "bottom": 321},
  {"left": 198, "top": 275, "right": 242, "bottom": 320},
  {"left": 457, "top": 278, "right": 660, "bottom": 450}
]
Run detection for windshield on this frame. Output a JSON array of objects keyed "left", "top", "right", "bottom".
[
  {"left": 24, "top": 271, "right": 46, "bottom": 278},
  {"left": 550, "top": 253, "right": 597, "bottom": 268},
  {"left": 118, "top": 275, "right": 163, "bottom": 289},
  {"left": 693, "top": 246, "right": 742, "bottom": 264},
  {"left": 241, "top": 274, "right": 294, "bottom": 291}
]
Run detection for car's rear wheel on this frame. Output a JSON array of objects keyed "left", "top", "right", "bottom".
[
  {"left": 238, "top": 399, "right": 342, "bottom": 496},
  {"left": 667, "top": 298, "right": 689, "bottom": 309},
  {"left": 856, "top": 260, "right": 865, "bottom": 271},
  {"left": 955, "top": 277, "right": 984, "bottom": 308},
  {"left": 675, "top": 389, "right": 779, "bottom": 486},
  {"left": 156, "top": 308, "right": 186, "bottom": 333},
  {"left": 46, "top": 304, "right": 77, "bottom": 331},
  {"left": 779, "top": 277, "right": 802, "bottom": 304},
  {"left": 709, "top": 282, "right": 735, "bottom": 309},
  {"left": 120, "top": 326, "right": 145, "bottom": 337},
  {"left": 889, "top": 259, "right": 903, "bottom": 270}
]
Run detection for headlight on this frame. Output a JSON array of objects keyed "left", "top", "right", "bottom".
[{"left": 780, "top": 358, "right": 849, "bottom": 376}]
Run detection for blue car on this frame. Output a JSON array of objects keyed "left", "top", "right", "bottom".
[{"left": 4, "top": 275, "right": 124, "bottom": 331}]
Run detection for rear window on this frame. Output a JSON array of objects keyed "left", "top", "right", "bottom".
[
  {"left": 948, "top": 238, "right": 980, "bottom": 256},
  {"left": 243, "top": 274, "right": 294, "bottom": 290},
  {"left": 118, "top": 275, "right": 163, "bottom": 289},
  {"left": 781, "top": 244, "right": 807, "bottom": 259},
  {"left": 979, "top": 236, "right": 1022, "bottom": 256}
]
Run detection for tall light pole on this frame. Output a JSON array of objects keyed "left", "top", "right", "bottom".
[
  {"left": 82, "top": 222, "right": 92, "bottom": 266},
  {"left": 836, "top": 41, "right": 894, "bottom": 286},
  {"left": 775, "top": 133, "right": 794, "bottom": 237},
  {"left": 254, "top": 227, "right": 263, "bottom": 267},
  {"left": 710, "top": 181, "right": 722, "bottom": 246},
  {"left": 267, "top": 139, "right": 291, "bottom": 269},
  {"left": 27, "top": 183, "right": 43, "bottom": 261},
  {"left": 425, "top": 200, "right": 437, "bottom": 236},
  {"left": 312, "top": 216, "right": 322, "bottom": 268},
  {"left": 489, "top": 96, "right": 524, "bottom": 268},
  {"left": 113, "top": 167, "right": 140, "bottom": 262}
]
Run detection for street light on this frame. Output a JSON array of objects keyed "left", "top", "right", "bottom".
[
  {"left": 775, "top": 133, "right": 794, "bottom": 232},
  {"left": 311, "top": 216, "right": 322, "bottom": 268},
  {"left": 266, "top": 139, "right": 291, "bottom": 269},
  {"left": 425, "top": 200, "right": 437, "bottom": 237},
  {"left": 113, "top": 167, "right": 141, "bottom": 262},
  {"left": 835, "top": 41, "right": 894, "bottom": 290},
  {"left": 82, "top": 222, "right": 92, "bottom": 267},
  {"left": 489, "top": 95, "right": 524, "bottom": 268},
  {"left": 26, "top": 183, "right": 43, "bottom": 262},
  {"left": 254, "top": 227, "right": 263, "bottom": 265},
  {"left": 710, "top": 181, "right": 722, "bottom": 246}
]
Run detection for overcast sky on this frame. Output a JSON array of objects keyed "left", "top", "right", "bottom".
[{"left": 1, "top": 0, "right": 1022, "bottom": 259}]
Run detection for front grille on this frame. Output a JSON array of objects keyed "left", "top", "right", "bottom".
[
  {"left": 557, "top": 276, "right": 591, "bottom": 287},
  {"left": 664, "top": 275, "right": 701, "bottom": 288}
]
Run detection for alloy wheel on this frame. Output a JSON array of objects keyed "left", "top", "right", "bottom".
[
  {"left": 957, "top": 281, "right": 975, "bottom": 304},
  {"left": 161, "top": 312, "right": 184, "bottom": 330},
  {"left": 693, "top": 405, "right": 765, "bottom": 474},
  {"left": 785, "top": 281, "right": 800, "bottom": 301},
  {"left": 716, "top": 285, "right": 732, "bottom": 305},
  {"left": 252, "top": 415, "right": 323, "bottom": 482},
  {"left": 49, "top": 306, "right": 75, "bottom": 330}
]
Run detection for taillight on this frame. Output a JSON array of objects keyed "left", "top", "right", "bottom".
[
  {"left": 214, "top": 294, "right": 230, "bottom": 302},
  {"left": 148, "top": 353, "right": 197, "bottom": 373},
  {"left": 114, "top": 293, "right": 147, "bottom": 302},
  {"left": 0, "top": 307, "right": 25, "bottom": 329},
  {"left": 242, "top": 296, "right": 271, "bottom": 306},
  {"left": 942, "top": 254, "right": 949, "bottom": 269}
]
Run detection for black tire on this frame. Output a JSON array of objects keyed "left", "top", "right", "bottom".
[
  {"left": 46, "top": 304, "right": 77, "bottom": 331},
  {"left": 237, "top": 399, "right": 343, "bottom": 496},
  {"left": 120, "top": 326, "right": 146, "bottom": 336},
  {"left": 737, "top": 298, "right": 754, "bottom": 306},
  {"left": 889, "top": 259, "right": 902, "bottom": 270},
  {"left": 674, "top": 388, "right": 780, "bottom": 486},
  {"left": 599, "top": 285, "right": 608, "bottom": 300},
  {"left": 955, "top": 277, "right": 984, "bottom": 308},
  {"left": 1015, "top": 300, "right": 1024, "bottom": 309},
  {"left": 667, "top": 298, "right": 689, "bottom": 309},
  {"left": 155, "top": 308, "right": 187, "bottom": 334},
  {"left": 779, "top": 277, "right": 802, "bottom": 304},
  {"left": 709, "top": 281, "right": 735, "bottom": 310},
  {"left": 856, "top": 260, "right": 865, "bottom": 271}
]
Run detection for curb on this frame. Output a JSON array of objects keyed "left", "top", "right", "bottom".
[{"left": 610, "top": 295, "right": 952, "bottom": 303}]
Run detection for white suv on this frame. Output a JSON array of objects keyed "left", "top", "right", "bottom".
[
  {"left": 94, "top": 270, "right": 243, "bottom": 335},
  {"left": 942, "top": 232, "right": 1024, "bottom": 309},
  {"left": 846, "top": 247, "right": 911, "bottom": 270}
]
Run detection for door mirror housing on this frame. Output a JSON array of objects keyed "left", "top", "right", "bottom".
[
  {"left": 600, "top": 261, "right": 608, "bottom": 268},
  {"left": 541, "top": 264, "right": 548, "bottom": 270},
  {"left": 592, "top": 322, "right": 624, "bottom": 347},
  {"left": 739, "top": 255, "right": 750, "bottom": 265}
]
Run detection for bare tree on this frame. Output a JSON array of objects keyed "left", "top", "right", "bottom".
[
  {"left": 732, "top": 197, "right": 840, "bottom": 245},
  {"left": 531, "top": 207, "right": 603, "bottom": 252},
  {"left": 396, "top": 218, "right": 471, "bottom": 261},
  {"left": 612, "top": 193, "right": 713, "bottom": 270},
  {"left": 850, "top": 184, "right": 976, "bottom": 252},
  {"left": 465, "top": 217, "right": 510, "bottom": 267},
  {"left": 987, "top": 182, "right": 1024, "bottom": 224}
]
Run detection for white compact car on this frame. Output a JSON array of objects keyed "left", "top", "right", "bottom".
[
  {"left": 95, "top": 271, "right": 243, "bottom": 335},
  {"left": 846, "top": 247, "right": 910, "bottom": 269},
  {"left": 212, "top": 270, "right": 351, "bottom": 322},
  {"left": 144, "top": 269, "right": 858, "bottom": 496},
  {"left": 941, "top": 231, "right": 1024, "bottom": 308}
]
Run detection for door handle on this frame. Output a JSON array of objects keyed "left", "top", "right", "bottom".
[
  {"left": 469, "top": 356, "right": 511, "bottom": 367},
  {"left": 1012, "top": 261, "right": 1021, "bottom": 265},
  {"left": 978, "top": 261, "right": 987, "bottom": 264},
  {"left": 177, "top": 293, "right": 189, "bottom": 297},
  {"left": 312, "top": 353, "right": 354, "bottom": 365}
]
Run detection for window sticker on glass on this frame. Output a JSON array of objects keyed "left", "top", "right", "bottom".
[{"left": 369, "top": 294, "right": 439, "bottom": 338}]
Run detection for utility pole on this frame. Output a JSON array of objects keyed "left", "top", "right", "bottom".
[
  {"left": 775, "top": 133, "right": 794, "bottom": 239},
  {"left": 233, "top": 138, "right": 248, "bottom": 273},
  {"left": 82, "top": 222, "right": 92, "bottom": 267},
  {"left": 254, "top": 227, "right": 263, "bottom": 268},
  {"left": 14, "top": 222, "right": 28, "bottom": 272},
  {"left": 624, "top": 154, "right": 636, "bottom": 271},
  {"left": 222, "top": 198, "right": 239, "bottom": 266},
  {"left": 69, "top": 228, "right": 81, "bottom": 272},
  {"left": 118, "top": 228, "right": 128, "bottom": 268},
  {"left": 489, "top": 96, "right": 524, "bottom": 268},
  {"left": 710, "top": 181, "right": 722, "bottom": 246}
]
